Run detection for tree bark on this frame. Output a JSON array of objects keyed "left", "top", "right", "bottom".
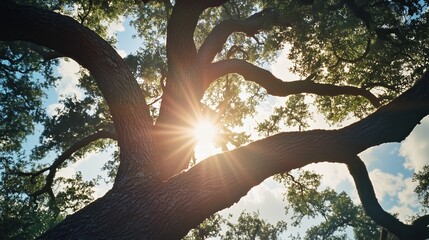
[
  {"left": 40, "top": 70, "right": 429, "bottom": 239},
  {"left": 0, "top": 1, "right": 158, "bottom": 183},
  {"left": 2, "top": 1, "right": 429, "bottom": 239}
]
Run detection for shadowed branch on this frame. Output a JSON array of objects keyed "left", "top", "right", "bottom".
[
  {"left": 207, "top": 59, "right": 381, "bottom": 107},
  {"left": 347, "top": 156, "right": 429, "bottom": 239}
]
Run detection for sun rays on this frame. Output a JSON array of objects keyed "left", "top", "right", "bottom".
[
  {"left": 193, "top": 119, "right": 216, "bottom": 146},
  {"left": 193, "top": 118, "right": 220, "bottom": 160}
]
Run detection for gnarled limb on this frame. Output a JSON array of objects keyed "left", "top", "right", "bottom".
[
  {"left": 207, "top": 59, "right": 381, "bottom": 107},
  {"left": 155, "top": 0, "right": 232, "bottom": 179},
  {"left": 198, "top": 8, "right": 288, "bottom": 64},
  {"left": 347, "top": 156, "right": 429, "bottom": 239},
  {"left": 0, "top": 1, "right": 156, "bottom": 183},
  {"left": 17, "top": 130, "right": 117, "bottom": 199},
  {"left": 151, "top": 70, "right": 429, "bottom": 239},
  {"left": 39, "top": 69, "right": 429, "bottom": 239}
]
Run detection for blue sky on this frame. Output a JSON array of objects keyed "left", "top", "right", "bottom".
[{"left": 40, "top": 15, "right": 429, "bottom": 238}]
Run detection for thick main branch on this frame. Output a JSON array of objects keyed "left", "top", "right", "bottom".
[
  {"left": 0, "top": 1, "right": 157, "bottom": 182},
  {"left": 161, "top": 70, "right": 429, "bottom": 239}
]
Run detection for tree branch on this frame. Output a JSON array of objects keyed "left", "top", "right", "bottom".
[
  {"left": 207, "top": 59, "right": 381, "bottom": 107},
  {"left": 166, "top": 0, "right": 205, "bottom": 69},
  {"left": 198, "top": 8, "right": 288, "bottom": 64},
  {"left": 347, "top": 156, "right": 429, "bottom": 239},
  {"left": 0, "top": 1, "right": 157, "bottom": 182},
  {"left": 161, "top": 70, "right": 429, "bottom": 238},
  {"left": 17, "top": 130, "right": 117, "bottom": 200},
  {"left": 155, "top": 0, "right": 229, "bottom": 180},
  {"left": 22, "top": 42, "right": 64, "bottom": 61}
]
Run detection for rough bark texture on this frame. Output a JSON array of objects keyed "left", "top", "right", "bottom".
[{"left": 1, "top": 0, "right": 429, "bottom": 239}]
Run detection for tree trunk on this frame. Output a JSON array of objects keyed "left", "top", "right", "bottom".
[{"left": 2, "top": 1, "right": 429, "bottom": 239}]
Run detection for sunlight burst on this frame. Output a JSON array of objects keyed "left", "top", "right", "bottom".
[
  {"left": 193, "top": 119, "right": 219, "bottom": 160},
  {"left": 193, "top": 120, "right": 216, "bottom": 145}
]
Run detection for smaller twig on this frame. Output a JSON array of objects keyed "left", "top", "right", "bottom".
[{"left": 148, "top": 96, "right": 163, "bottom": 106}]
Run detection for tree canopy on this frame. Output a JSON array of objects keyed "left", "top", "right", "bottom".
[{"left": 1, "top": 0, "right": 429, "bottom": 239}]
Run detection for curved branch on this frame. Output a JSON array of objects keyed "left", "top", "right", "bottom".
[
  {"left": 198, "top": 8, "right": 288, "bottom": 64},
  {"left": 413, "top": 215, "right": 429, "bottom": 230},
  {"left": 18, "top": 130, "right": 117, "bottom": 200},
  {"left": 160, "top": 70, "right": 429, "bottom": 238},
  {"left": 166, "top": 0, "right": 225, "bottom": 70},
  {"left": 207, "top": 59, "right": 381, "bottom": 107},
  {"left": 347, "top": 156, "right": 429, "bottom": 239},
  {"left": 0, "top": 1, "right": 157, "bottom": 182}
]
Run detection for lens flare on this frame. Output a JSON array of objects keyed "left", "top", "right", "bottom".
[
  {"left": 193, "top": 120, "right": 216, "bottom": 145},
  {"left": 193, "top": 119, "right": 219, "bottom": 160}
]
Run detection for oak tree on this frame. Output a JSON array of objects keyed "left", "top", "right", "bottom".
[{"left": 1, "top": 0, "right": 429, "bottom": 239}]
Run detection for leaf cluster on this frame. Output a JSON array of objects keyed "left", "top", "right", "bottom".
[
  {"left": 184, "top": 211, "right": 287, "bottom": 240},
  {"left": 275, "top": 170, "right": 381, "bottom": 239},
  {"left": 257, "top": 94, "right": 310, "bottom": 137}
]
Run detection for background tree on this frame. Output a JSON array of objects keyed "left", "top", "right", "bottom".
[{"left": 1, "top": 0, "right": 429, "bottom": 239}]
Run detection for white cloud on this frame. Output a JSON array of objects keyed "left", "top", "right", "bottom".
[
  {"left": 105, "top": 17, "right": 127, "bottom": 58},
  {"left": 46, "top": 103, "right": 65, "bottom": 117},
  {"left": 220, "top": 178, "right": 286, "bottom": 224},
  {"left": 369, "top": 169, "right": 404, "bottom": 202},
  {"left": 56, "top": 166, "right": 77, "bottom": 179},
  {"left": 105, "top": 17, "right": 125, "bottom": 37},
  {"left": 270, "top": 45, "right": 301, "bottom": 81},
  {"left": 47, "top": 58, "right": 84, "bottom": 116},
  {"left": 367, "top": 169, "right": 421, "bottom": 222},
  {"left": 56, "top": 58, "right": 84, "bottom": 99},
  {"left": 303, "top": 162, "right": 354, "bottom": 190},
  {"left": 388, "top": 178, "right": 420, "bottom": 222},
  {"left": 92, "top": 185, "right": 110, "bottom": 199},
  {"left": 359, "top": 147, "right": 378, "bottom": 166},
  {"left": 399, "top": 116, "right": 429, "bottom": 171}
]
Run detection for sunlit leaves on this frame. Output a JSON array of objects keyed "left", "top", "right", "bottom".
[
  {"left": 32, "top": 96, "right": 114, "bottom": 162},
  {"left": 257, "top": 94, "right": 310, "bottom": 136},
  {"left": 130, "top": 0, "right": 169, "bottom": 51},
  {"left": 202, "top": 75, "right": 264, "bottom": 148},
  {"left": 124, "top": 49, "right": 166, "bottom": 118},
  {"left": 266, "top": 0, "right": 429, "bottom": 124},
  {"left": 275, "top": 170, "right": 381, "bottom": 239},
  {"left": 54, "top": 172, "right": 98, "bottom": 213},
  {"left": 0, "top": 42, "right": 57, "bottom": 152},
  {"left": 0, "top": 155, "right": 62, "bottom": 239},
  {"left": 183, "top": 213, "right": 225, "bottom": 240},
  {"left": 224, "top": 211, "right": 287, "bottom": 240},
  {"left": 315, "top": 95, "right": 374, "bottom": 124},
  {"left": 184, "top": 211, "right": 287, "bottom": 240}
]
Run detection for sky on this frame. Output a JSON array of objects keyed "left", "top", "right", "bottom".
[{"left": 44, "top": 16, "right": 429, "bottom": 238}]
